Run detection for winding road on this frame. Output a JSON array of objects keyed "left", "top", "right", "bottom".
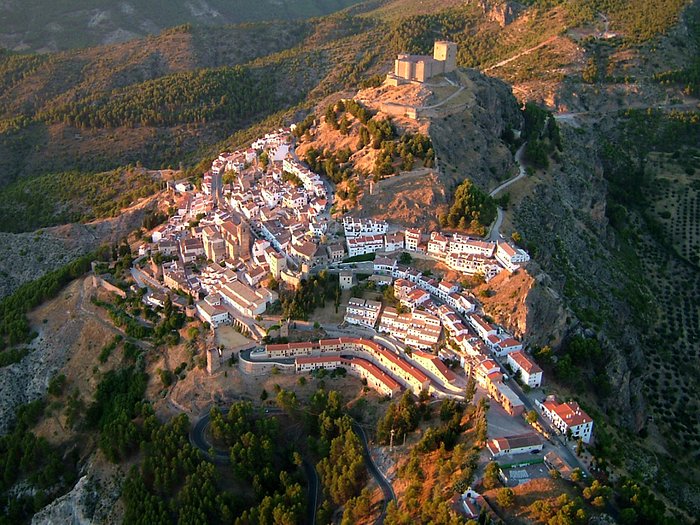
[
  {"left": 352, "top": 421, "right": 396, "bottom": 524},
  {"left": 487, "top": 143, "right": 527, "bottom": 241},
  {"left": 190, "top": 408, "right": 321, "bottom": 524},
  {"left": 483, "top": 36, "right": 558, "bottom": 73}
]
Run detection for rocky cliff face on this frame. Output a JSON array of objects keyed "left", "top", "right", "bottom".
[
  {"left": 31, "top": 476, "right": 99, "bottom": 525},
  {"left": 476, "top": 0, "right": 524, "bottom": 27},
  {"left": 511, "top": 123, "right": 646, "bottom": 427},
  {"left": 297, "top": 69, "right": 522, "bottom": 230},
  {"left": 365, "top": 69, "right": 523, "bottom": 228},
  {"left": 31, "top": 466, "right": 123, "bottom": 525},
  {"left": 429, "top": 69, "right": 522, "bottom": 193}
]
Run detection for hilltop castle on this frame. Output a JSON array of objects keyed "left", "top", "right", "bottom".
[{"left": 387, "top": 40, "right": 457, "bottom": 85}]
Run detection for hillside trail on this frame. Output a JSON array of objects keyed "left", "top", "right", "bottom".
[{"left": 483, "top": 36, "right": 558, "bottom": 73}]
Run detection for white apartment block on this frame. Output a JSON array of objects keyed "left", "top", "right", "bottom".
[
  {"left": 506, "top": 350, "right": 543, "bottom": 388},
  {"left": 445, "top": 292, "right": 477, "bottom": 314},
  {"left": 445, "top": 252, "right": 501, "bottom": 279},
  {"left": 538, "top": 398, "right": 594, "bottom": 443},
  {"left": 196, "top": 301, "right": 231, "bottom": 328},
  {"left": 404, "top": 228, "right": 422, "bottom": 251},
  {"left": 469, "top": 314, "right": 497, "bottom": 340},
  {"left": 282, "top": 158, "right": 326, "bottom": 198},
  {"left": 343, "top": 216, "right": 389, "bottom": 238},
  {"left": 490, "top": 337, "right": 523, "bottom": 357},
  {"left": 427, "top": 232, "right": 449, "bottom": 257},
  {"left": 344, "top": 298, "right": 382, "bottom": 328},
  {"left": 495, "top": 241, "right": 530, "bottom": 272},
  {"left": 374, "top": 256, "right": 397, "bottom": 274},
  {"left": 378, "top": 308, "right": 442, "bottom": 350},
  {"left": 384, "top": 232, "right": 405, "bottom": 252},
  {"left": 295, "top": 356, "right": 401, "bottom": 398},
  {"left": 346, "top": 234, "right": 385, "bottom": 257},
  {"left": 218, "top": 280, "right": 275, "bottom": 317},
  {"left": 449, "top": 233, "right": 496, "bottom": 257}
]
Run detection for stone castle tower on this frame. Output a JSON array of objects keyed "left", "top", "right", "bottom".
[
  {"left": 433, "top": 41, "right": 457, "bottom": 73},
  {"left": 389, "top": 40, "right": 458, "bottom": 85}
]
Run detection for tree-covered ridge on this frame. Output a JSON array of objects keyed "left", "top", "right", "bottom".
[
  {"left": 521, "top": 102, "right": 562, "bottom": 169},
  {"left": 86, "top": 365, "right": 150, "bottom": 462},
  {"left": 0, "top": 168, "right": 161, "bottom": 233},
  {"left": 40, "top": 66, "right": 281, "bottom": 129},
  {"left": 568, "top": 0, "right": 691, "bottom": 43},
  {"left": 654, "top": 59, "right": 700, "bottom": 97},
  {"left": 0, "top": 0, "right": 363, "bottom": 53},
  {"left": 0, "top": 52, "right": 51, "bottom": 111},
  {"left": 386, "top": 0, "right": 692, "bottom": 74}
]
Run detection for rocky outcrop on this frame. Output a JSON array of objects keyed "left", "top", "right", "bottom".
[
  {"left": 476, "top": 0, "right": 524, "bottom": 27},
  {"left": 31, "top": 467, "right": 123, "bottom": 525},
  {"left": 511, "top": 123, "right": 645, "bottom": 428},
  {"left": 31, "top": 476, "right": 98, "bottom": 525},
  {"left": 523, "top": 265, "right": 570, "bottom": 348},
  {"left": 429, "top": 69, "right": 522, "bottom": 193}
]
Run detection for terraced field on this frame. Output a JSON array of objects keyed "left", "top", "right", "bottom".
[
  {"left": 640, "top": 153, "right": 700, "bottom": 459},
  {"left": 649, "top": 153, "right": 700, "bottom": 265}
]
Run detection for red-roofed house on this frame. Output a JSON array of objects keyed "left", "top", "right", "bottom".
[
  {"left": 495, "top": 241, "right": 530, "bottom": 272},
  {"left": 539, "top": 398, "right": 593, "bottom": 443},
  {"left": 469, "top": 314, "right": 497, "bottom": 340},
  {"left": 506, "top": 351, "right": 543, "bottom": 387},
  {"left": 493, "top": 337, "right": 523, "bottom": 357},
  {"left": 487, "top": 433, "right": 543, "bottom": 457},
  {"left": 404, "top": 228, "right": 422, "bottom": 251}
]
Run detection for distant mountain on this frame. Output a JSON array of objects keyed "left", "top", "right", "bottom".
[{"left": 0, "top": 0, "right": 365, "bottom": 52}]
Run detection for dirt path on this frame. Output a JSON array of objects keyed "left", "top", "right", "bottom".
[
  {"left": 483, "top": 36, "right": 558, "bottom": 73},
  {"left": 77, "top": 279, "right": 152, "bottom": 351},
  {"left": 416, "top": 85, "right": 465, "bottom": 110}
]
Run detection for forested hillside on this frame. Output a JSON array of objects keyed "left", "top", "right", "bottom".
[
  {"left": 0, "top": 0, "right": 692, "bottom": 210},
  {"left": 0, "top": 0, "right": 365, "bottom": 52}
]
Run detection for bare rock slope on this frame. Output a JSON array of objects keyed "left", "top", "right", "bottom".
[{"left": 0, "top": 195, "right": 156, "bottom": 298}]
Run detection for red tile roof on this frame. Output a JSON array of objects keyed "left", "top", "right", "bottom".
[
  {"left": 544, "top": 400, "right": 591, "bottom": 427},
  {"left": 508, "top": 351, "right": 542, "bottom": 374}
]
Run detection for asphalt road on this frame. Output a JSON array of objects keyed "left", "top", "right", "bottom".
[
  {"left": 490, "top": 143, "right": 527, "bottom": 198},
  {"left": 352, "top": 421, "right": 396, "bottom": 525},
  {"left": 487, "top": 143, "right": 526, "bottom": 241},
  {"left": 190, "top": 411, "right": 231, "bottom": 465},
  {"left": 302, "top": 458, "right": 320, "bottom": 525}
]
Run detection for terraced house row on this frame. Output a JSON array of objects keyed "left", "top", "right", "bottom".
[{"left": 263, "top": 337, "right": 431, "bottom": 395}]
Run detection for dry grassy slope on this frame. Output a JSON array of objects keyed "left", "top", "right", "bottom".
[
  {"left": 296, "top": 68, "right": 521, "bottom": 228},
  {"left": 0, "top": 278, "right": 116, "bottom": 435}
]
